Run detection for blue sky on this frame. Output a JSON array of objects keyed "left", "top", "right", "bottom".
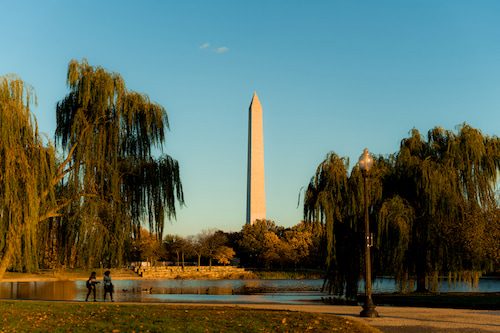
[{"left": 1, "top": 1, "right": 499, "bottom": 236}]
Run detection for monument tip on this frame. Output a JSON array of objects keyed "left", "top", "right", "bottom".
[{"left": 250, "top": 91, "right": 261, "bottom": 106}]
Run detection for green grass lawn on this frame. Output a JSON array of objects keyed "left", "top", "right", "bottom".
[{"left": 0, "top": 300, "right": 379, "bottom": 332}]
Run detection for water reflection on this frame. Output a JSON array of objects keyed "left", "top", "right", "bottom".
[
  {"left": 366, "top": 276, "right": 500, "bottom": 293},
  {"left": 0, "top": 281, "right": 78, "bottom": 301},
  {"left": 0, "top": 278, "right": 498, "bottom": 304},
  {"left": 0, "top": 279, "right": 325, "bottom": 304}
]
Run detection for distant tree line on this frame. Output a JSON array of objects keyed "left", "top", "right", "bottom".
[
  {"left": 130, "top": 220, "right": 326, "bottom": 272},
  {"left": 304, "top": 125, "right": 499, "bottom": 299}
]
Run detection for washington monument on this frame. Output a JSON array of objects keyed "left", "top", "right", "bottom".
[{"left": 246, "top": 92, "right": 266, "bottom": 225}]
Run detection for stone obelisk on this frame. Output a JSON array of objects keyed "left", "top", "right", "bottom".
[{"left": 246, "top": 92, "right": 266, "bottom": 225}]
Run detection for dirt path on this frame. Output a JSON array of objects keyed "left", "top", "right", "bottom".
[{"left": 174, "top": 303, "right": 500, "bottom": 333}]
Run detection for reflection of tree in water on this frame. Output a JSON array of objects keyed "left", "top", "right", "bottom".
[{"left": 0, "top": 281, "right": 78, "bottom": 300}]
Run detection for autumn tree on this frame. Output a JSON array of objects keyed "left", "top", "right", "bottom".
[
  {"left": 238, "top": 220, "right": 280, "bottom": 268},
  {"left": 283, "top": 224, "right": 314, "bottom": 268},
  {"left": 164, "top": 234, "right": 192, "bottom": 269},
  {"left": 214, "top": 246, "right": 235, "bottom": 266},
  {"left": 51, "top": 59, "right": 184, "bottom": 268},
  {"left": 261, "top": 232, "right": 285, "bottom": 268},
  {"left": 188, "top": 235, "right": 204, "bottom": 269},
  {"left": 130, "top": 228, "right": 165, "bottom": 264},
  {"left": 199, "top": 230, "right": 228, "bottom": 269},
  {"left": 291, "top": 221, "right": 325, "bottom": 269}
]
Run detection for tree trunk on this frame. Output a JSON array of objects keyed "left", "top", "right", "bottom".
[
  {"left": 415, "top": 237, "right": 429, "bottom": 293},
  {"left": 176, "top": 251, "right": 179, "bottom": 267},
  {"left": 0, "top": 231, "right": 18, "bottom": 279},
  {"left": 69, "top": 244, "right": 78, "bottom": 269},
  {"left": 416, "top": 271, "right": 427, "bottom": 292},
  {"left": 209, "top": 257, "right": 212, "bottom": 271},
  {"left": 181, "top": 251, "right": 185, "bottom": 271},
  {"left": 197, "top": 254, "right": 201, "bottom": 271}
]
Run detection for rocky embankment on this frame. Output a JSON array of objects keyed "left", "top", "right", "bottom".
[{"left": 134, "top": 266, "right": 257, "bottom": 279}]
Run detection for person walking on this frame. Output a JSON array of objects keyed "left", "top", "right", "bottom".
[
  {"left": 85, "top": 271, "right": 100, "bottom": 302},
  {"left": 103, "top": 270, "right": 114, "bottom": 302}
]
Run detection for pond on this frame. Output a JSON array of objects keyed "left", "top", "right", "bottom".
[
  {"left": 0, "top": 277, "right": 498, "bottom": 304},
  {"left": 363, "top": 276, "right": 500, "bottom": 293}
]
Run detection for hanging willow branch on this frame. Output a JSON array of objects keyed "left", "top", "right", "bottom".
[
  {"left": 303, "top": 153, "right": 358, "bottom": 298},
  {"left": 0, "top": 75, "right": 57, "bottom": 276},
  {"left": 303, "top": 153, "right": 349, "bottom": 266}
]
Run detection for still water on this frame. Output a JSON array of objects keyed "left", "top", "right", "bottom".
[{"left": 0, "top": 278, "right": 498, "bottom": 304}]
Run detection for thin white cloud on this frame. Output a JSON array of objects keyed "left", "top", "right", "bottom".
[
  {"left": 214, "top": 46, "right": 229, "bottom": 54},
  {"left": 200, "top": 43, "right": 229, "bottom": 54}
]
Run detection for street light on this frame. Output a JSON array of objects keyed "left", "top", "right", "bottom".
[{"left": 358, "top": 148, "right": 378, "bottom": 318}]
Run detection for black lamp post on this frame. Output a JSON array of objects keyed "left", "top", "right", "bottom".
[{"left": 358, "top": 148, "right": 379, "bottom": 318}]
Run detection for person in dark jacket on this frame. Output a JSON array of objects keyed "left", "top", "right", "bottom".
[
  {"left": 103, "top": 270, "right": 114, "bottom": 302},
  {"left": 85, "top": 271, "right": 100, "bottom": 302}
]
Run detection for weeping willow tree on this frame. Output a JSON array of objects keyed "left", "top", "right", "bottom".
[
  {"left": 0, "top": 76, "right": 59, "bottom": 277},
  {"left": 378, "top": 125, "right": 500, "bottom": 291},
  {"left": 304, "top": 124, "right": 498, "bottom": 297},
  {"left": 303, "top": 152, "right": 387, "bottom": 299},
  {"left": 46, "top": 59, "right": 184, "bottom": 268}
]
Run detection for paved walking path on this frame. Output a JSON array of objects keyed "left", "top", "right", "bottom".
[{"left": 178, "top": 303, "right": 500, "bottom": 332}]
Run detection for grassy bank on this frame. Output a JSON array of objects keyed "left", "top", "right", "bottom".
[{"left": 0, "top": 301, "right": 379, "bottom": 332}]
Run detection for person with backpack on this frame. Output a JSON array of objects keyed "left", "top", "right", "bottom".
[
  {"left": 103, "top": 270, "right": 114, "bottom": 302},
  {"left": 85, "top": 271, "right": 100, "bottom": 302}
]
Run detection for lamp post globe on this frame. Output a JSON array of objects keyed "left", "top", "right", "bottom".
[
  {"left": 358, "top": 148, "right": 378, "bottom": 318},
  {"left": 358, "top": 148, "right": 373, "bottom": 174}
]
